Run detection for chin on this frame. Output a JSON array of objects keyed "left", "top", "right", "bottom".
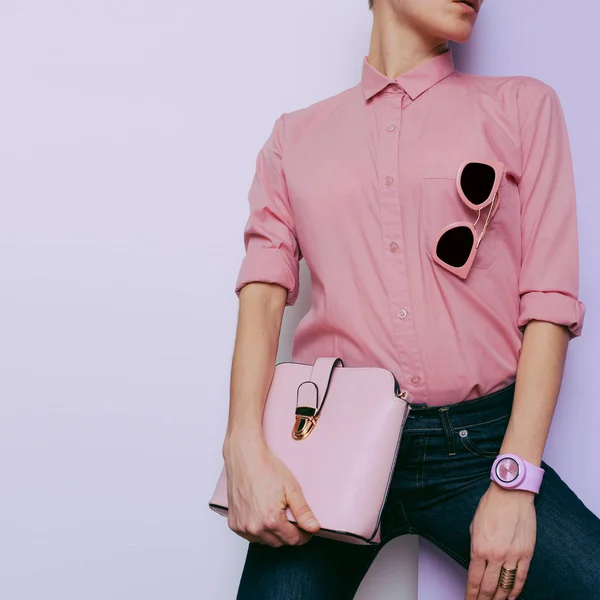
[
  {"left": 448, "top": 28, "right": 474, "bottom": 44},
  {"left": 437, "top": 21, "right": 475, "bottom": 44}
]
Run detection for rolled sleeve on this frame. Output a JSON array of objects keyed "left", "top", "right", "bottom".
[
  {"left": 234, "top": 114, "right": 301, "bottom": 306},
  {"left": 517, "top": 291, "right": 585, "bottom": 338},
  {"left": 515, "top": 80, "right": 586, "bottom": 338}
]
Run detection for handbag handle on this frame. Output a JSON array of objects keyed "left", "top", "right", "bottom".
[{"left": 293, "top": 357, "right": 344, "bottom": 440}]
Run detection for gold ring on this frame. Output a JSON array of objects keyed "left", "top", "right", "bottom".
[{"left": 498, "top": 565, "right": 517, "bottom": 590}]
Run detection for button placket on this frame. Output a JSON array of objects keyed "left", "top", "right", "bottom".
[{"left": 377, "top": 92, "right": 427, "bottom": 399}]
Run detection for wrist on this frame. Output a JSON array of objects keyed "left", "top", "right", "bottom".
[
  {"left": 223, "top": 428, "right": 268, "bottom": 460},
  {"left": 490, "top": 479, "right": 535, "bottom": 503},
  {"left": 499, "top": 447, "right": 543, "bottom": 467}
]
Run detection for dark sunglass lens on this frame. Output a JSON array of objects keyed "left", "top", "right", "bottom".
[
  {"left": 460, "top": 162, "right": 495, "bottom": 205},
  {"left": 436, "top": 226, "right": 474, "bottom": 268}
]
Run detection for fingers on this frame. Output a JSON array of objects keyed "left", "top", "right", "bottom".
[
  {"left": 464, "top": 546, "right": 506, "bottom": 600},
  {"left": 491, "top": 562, "right": 517, "bottom": 600},
  {"left": 264, "top": 506, "right": 314, "bottom": 546},
  {"left": 465, "top": 554, "right": 486, "bottom": 600},
  {"left": 224, "top": 448, "right": 320, "bottom": 548},
  {"left": 467, "top": 553, "right": 531, "bottom": 600},
  {"left": 506, "top": 556, "right": 531, "bottom": 600},
  {"left": 285, "top": 480, "right": 321, "bottom": 533},
  {"left": 250, "top": 479, "right": 319, "bottom": 546},
  {"left": 228, "top": 511, "right": 285, "bottom": 547},
  {"left": 228, "top": 508, "right": 312, "bottom": 547},
  {"left": 477, "top": 559, "right": 502, "bottom": 599},
  {"left": 240, "top": 530, "right": 284, "bottom": 547}
]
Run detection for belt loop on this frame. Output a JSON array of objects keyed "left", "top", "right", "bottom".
[{"left": 439, "top": 407, "right": 456, "bottom": 456}]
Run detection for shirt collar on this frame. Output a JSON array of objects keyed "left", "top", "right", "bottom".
[{"left": 360, "top": 48, "right": 455, "bottom": 101}]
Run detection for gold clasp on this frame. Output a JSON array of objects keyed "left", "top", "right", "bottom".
[
  {"left": 292, "top": 411, "right": 319, "bottom": 440},
  {"left": 293, "top": 380, "right": 320, "bottom": 441}
]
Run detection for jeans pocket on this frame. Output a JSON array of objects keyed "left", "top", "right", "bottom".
[{"left": 456, "top": 414, "right": 510, "bottom": 458}]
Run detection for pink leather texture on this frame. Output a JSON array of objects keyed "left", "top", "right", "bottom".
[{"left": 209, "top": 357, "right": 412, "bottom": 545}]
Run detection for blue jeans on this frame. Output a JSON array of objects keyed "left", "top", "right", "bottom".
[{"left": 236, "top": 383, "right": 600, "bottom": 599}]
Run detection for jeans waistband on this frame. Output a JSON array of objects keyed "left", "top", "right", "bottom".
[{"left": 405, "top": 381, "right": 516, "bottom": 432}]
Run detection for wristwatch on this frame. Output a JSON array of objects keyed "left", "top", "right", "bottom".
[{"left": 490, "top": 453, "right": 545, "bottom": 493}]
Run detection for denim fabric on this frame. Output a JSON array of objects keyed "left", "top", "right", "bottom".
[{"left": 236, "top": 383, "right": 600, "bottom": 599}]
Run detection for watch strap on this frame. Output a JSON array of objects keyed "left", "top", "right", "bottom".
[{"left": 520, "top": 460, "right": 545, "bottom": 493}]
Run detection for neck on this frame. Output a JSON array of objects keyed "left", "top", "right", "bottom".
[{"left": 368, "top": 5, "right": 448, "bottom": 78}]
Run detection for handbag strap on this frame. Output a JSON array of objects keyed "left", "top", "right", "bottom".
[{"left": 296, "top": 357, "right": 344, "bottom": 419}]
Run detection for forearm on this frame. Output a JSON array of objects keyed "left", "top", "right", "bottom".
[
  {"left": 223, "top": 282, "right": 287, "bottom": 456},
  {"left": 499, "top": 320, "right": 571, "bottom": 467}
]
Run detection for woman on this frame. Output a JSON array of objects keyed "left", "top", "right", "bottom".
[{"left": 221, "top": 0, "right": 600, "bottom": 598}]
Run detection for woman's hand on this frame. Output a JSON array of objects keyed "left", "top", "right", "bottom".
[
  {"left": 465, "top": 482, "right": 536, "bottom": 600},
  {"left": 223, "top": 436, "right": 321, "bottom": 547}
]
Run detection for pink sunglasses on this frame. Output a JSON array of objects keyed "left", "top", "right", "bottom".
[{"left": 432, "top": 159, "right": 504, "bottom": 280}]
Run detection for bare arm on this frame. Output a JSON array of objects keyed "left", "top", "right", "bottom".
[
  {"left": 221, "top": 282, "right": 320, "bottom": 547},
  {"left": 223, "top": 282, "right": 287, "bottom": 452},
  {"left": 465, "top": 320, "right": 571, "bottom": 600},
  {"left": 499, "top": 320, "right": 570, "bottom": 467}
]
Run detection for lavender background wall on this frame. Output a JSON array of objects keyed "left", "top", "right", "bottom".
[
  {"left": 0, "top": 2, "right": 596, "bottom": 600},
  {"left": 0, "top": 1, "right": 416, "bottom": 599}
]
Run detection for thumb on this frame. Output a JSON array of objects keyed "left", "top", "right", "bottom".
[{"left": 286, "top": 482, "right": 320, "bottom": 532}]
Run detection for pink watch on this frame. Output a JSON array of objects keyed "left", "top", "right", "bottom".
[{"left": 490, "top": 453, "right": 545, "bottom": 493}]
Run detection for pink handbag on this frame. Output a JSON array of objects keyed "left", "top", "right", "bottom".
[{"left": 208, "top": 357, "right": 413, "bottom": 545}]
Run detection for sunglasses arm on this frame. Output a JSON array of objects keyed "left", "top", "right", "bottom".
[{"left": 475, "top": 190, "right": 498, "bottom": 249}]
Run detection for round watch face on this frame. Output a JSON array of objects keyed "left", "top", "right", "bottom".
[{"left": 496, "top": 457, "right": 520, "bottom": 483}]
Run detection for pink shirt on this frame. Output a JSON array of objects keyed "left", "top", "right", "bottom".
[{"left": 234, "top": 49, "right": 586, "bottom": 406}]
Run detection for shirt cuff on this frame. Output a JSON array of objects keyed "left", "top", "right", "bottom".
[
  {"left": 517, "top": 290, "right": 586, "bottom": 338},
  {"left": 234, "top": 246, "right": 300, "bottom": 307}
]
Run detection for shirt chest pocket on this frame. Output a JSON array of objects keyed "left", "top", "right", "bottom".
[{"left": 421, "top": 166, "right": 506, "bottom": 270}]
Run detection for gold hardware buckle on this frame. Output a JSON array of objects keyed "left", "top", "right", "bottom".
[{"left": 292, "top": 413, "right": 319, "bottom": 440}]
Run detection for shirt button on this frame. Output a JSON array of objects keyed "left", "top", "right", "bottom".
[
  {"left": 386, "top": 124, "right": 396, "bottom": 132},
  {"left": 411, "top": 376, "right": 421, "bottom": 386},
  {"left": 384, "top": 176, "right": 394, "bottom": 186},
  {"left": 397, "top": 309, "right": 407, "bottom": 319},
  {"left": 389, "top": 241, "right": 399, "bottom": 253}
]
